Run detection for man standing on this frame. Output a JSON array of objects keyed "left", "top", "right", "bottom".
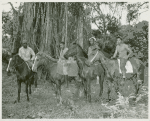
[
  {"left": 111, "top": 36, "right": 132, "bottom": 80},
  {"left": 18, "top": 39, "right": 35, "bottom": 70},
  {"left": 57, "top": 42, "right": 69, "bottom": 87},
  {"left": 59, "top": 42, "right": 68, "bottom": 63}
]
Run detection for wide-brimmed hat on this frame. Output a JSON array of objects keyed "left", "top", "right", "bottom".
[{"left": 89, "top": 37, "right": 96, "bottom": 42}]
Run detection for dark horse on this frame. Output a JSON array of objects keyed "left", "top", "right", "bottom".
[
  {"left": 64, "top": 43, "right": 105, "bottom": 102},
  {"left": 6, "top": 53, "right": 37, "bottom": 102},
  {"left": 32, "top": 52, "right": 66, "bottom": 105},
  {"left": 88, "top": 49, "right": 145, "bottom": 98}
]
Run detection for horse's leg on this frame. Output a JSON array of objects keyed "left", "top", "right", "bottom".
[
  {"left": 87, "top": 78, "right": 91, "bottom": 102},
  {"left": 56, "top": 78, "right": 62, "bottom": 106},
  {"left": 34, "top": 73, "right": 37, "bottom": 88},
  {"left": 65, "top": 75, "right": 69, "bottom": 88},
  {"left": 17, "top": 80, "right": 21, "bottom": 102},
  {"left": 105, "top": 79, "right": 110, "bottom": 102},
  {"left": 131, "top": 74, "right": 138, "bottom": 102},
  {"left": 83, "top": 79, "right": 88, "bottom": 100},
  {"left": 99, "top": 73, "right": 104, "bottom": 97},
  {"left": 26, "top": 81, "right": 29, "bottom": 101},
  {"left": 58, "top": 80, "right": 62, "bottom": 105},
  {"left": 29, "top": 80, "right": 31, "bottom": 94}
]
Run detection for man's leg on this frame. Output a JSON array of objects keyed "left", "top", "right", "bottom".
[{"left": 120, "top": 58, "right": 127, "bottom": 79}]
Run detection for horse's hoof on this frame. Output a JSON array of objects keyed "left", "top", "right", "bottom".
[{"left": 14, "top": 100, "right": 17, "bottom": 104}]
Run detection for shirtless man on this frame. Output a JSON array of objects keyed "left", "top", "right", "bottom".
[{"left": 111, "top": 36, "right": 132, "bottom": 80}]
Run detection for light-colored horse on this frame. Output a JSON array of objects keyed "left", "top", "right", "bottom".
[{"left": 32, "top": 52, "right": 65, "bottom": 105}]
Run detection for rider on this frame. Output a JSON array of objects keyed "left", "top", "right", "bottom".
[
  {"left": 111, "top": 36, "right": 132, "bottom": 80},
  {"left": 88, "top": 37, "right": 100, "bottom": 58},
  {"left": 87, "top": 37, "right": 100, "bottom": 84},
  {"left": 18, "top": 39, "right": 35, "bottom": 70}
]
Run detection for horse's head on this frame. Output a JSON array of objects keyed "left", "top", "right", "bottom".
[
  {"left": 64, "top": 42, "right": 78, "bottom": 59},
  {"left": 32, "top": 52, "right": 45, "bottom": 72},
  {"left": 6, "top": 53, "right": 21, "bottom": 73},
  {"left": 64, "top": 42, "right": 88, "bottom": 59}
]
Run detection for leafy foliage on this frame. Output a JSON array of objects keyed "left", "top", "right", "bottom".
[
  {"left": 120, "top": 21, "right": 148, "bottom": 62},
  {"left": 126, "top": 2, "right": 149, "bottom": 24},
  {"left": 2, "top": 11, "right": 13, "bottom": 36}
]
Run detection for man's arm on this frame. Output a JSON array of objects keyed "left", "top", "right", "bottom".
[
  {"left": 30, "top": 48, "right": 35, "bottom": 61},
  {"left": 125, "top": 44, "right": 132, "bottom": 58},
  {"left": 88, "top": 47, "right": 92, "bottom": 57},
  {"left": 112, "top": 46, "right": 118, "bottom": 58}
]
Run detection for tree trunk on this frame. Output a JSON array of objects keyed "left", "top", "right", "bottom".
[{"left": 76, "top": 7, "right": 84, "bottom": 49}]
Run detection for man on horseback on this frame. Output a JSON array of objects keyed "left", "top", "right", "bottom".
[
  {"left": 18, "top": 39, "right": 35, "bottom": 70},
  {"left": 111, "top": 36, "right": 132, "bottom": 80},
  {"left": 88, "top": 37, "right": 100, "bottom": 57},
  {"left": 87, "top": 37, "right": 101, "bottom": 84}
]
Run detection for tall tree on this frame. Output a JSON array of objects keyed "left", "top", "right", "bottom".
[{"left": 126, "top": 2, "right": 149, "bottom": 25}]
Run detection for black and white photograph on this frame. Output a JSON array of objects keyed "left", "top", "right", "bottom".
[{"left": 1, "top": 1, "right": 149, "bottom": 119}]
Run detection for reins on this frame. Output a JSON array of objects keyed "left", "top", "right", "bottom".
[{"left": 13, "top": 61, "right": 25, "bottom": 68}]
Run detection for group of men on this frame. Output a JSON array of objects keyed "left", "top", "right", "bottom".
[{"left": 18, "top": 36, "right": 132, "bottom": 80}]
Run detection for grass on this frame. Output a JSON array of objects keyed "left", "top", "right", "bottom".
[{"left": 2, "top": 63, "right": 148, "bottom": 119}]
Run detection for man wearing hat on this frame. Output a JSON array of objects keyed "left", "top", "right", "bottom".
[
  {"left": 87, "top": 37, "right": 100, "bottom": 84},
  {"left": 111, "top": 36, "right": 132, "bottom": 80},
  {"left": 88, "top": 37, "right": 100, "bottom": 58},
  {"left": 18, "top": 39, "right": 35, "bottom": 70}
]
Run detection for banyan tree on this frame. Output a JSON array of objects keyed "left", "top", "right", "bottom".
[{"left": 10, "top": 2, "right": 92, "bottom": 58}]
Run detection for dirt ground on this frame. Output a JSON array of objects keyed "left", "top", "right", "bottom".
[{"left": 2, "top": 63, "right": 148, "bottom": 119}]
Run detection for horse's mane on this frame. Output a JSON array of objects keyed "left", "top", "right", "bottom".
[
  {"left": 76, "top": 44, "right": 88, "bottom": 58},
  {"left": 15, "top": 54, "right": 24, "bottom": 62},
  {"left": 36, "top": 52, "right": 58, "bottom": 62}
]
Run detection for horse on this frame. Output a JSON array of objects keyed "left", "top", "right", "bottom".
[
  {"left": 64, "top": 43, "right": 105, "bottom": 102},
  {"left": 32, "top": 52, "right": 66, "bottom": 105},
  {"left": 88, "top": 48, "right": 145, "bottom": 98},
  {"left": 6, "top": 53, "right": 37, "bottom": 103}
]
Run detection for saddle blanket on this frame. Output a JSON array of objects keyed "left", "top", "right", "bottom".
[
  {"left": 117, "top": 59, "right": 133, "bottom": 73},
  {"left": 67, "top": 61, "right": 79, "bottom": 77},
  {"left": 57, "top": 60, "right": 68, "bottom": 75},
  {"left": 57, "top": 60, "right": 79, "bottom": 76}
]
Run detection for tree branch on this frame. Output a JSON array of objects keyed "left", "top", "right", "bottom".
[
  {"left": 8, "top": 2, "right": 18, "bottom": 14},
  {"left": 137, "top": 2, "right": 149, "bottom": 9}
]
